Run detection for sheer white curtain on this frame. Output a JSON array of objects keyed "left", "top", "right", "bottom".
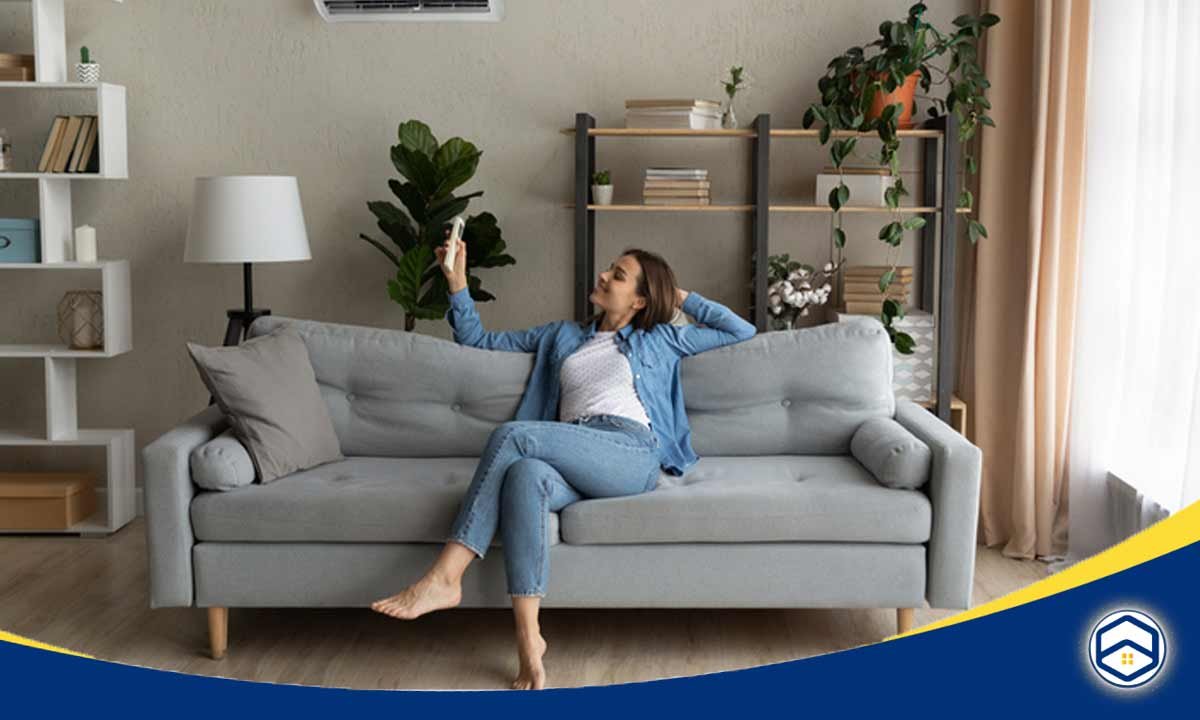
[{"left": 1055, "top": 0, "right": 1200, "bottom": 568}]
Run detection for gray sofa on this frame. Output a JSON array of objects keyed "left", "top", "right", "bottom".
[{"left": 144, "top": 314, "right": 982, "bottom": 659}]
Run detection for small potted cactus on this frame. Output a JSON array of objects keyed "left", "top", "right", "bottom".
[
  {"left": 75, "top": 46, "right": 99, "bottom": 83},
  {"left": 591, "top": 169, "right": 613, "bottom": 206}
]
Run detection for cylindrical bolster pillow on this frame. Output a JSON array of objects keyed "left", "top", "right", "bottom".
[
  {"left": 850, "top": 416, "right": 932, "bottom": 490},
  {"left": 189, "top": 428, "right": 256, "bottom": 491}
]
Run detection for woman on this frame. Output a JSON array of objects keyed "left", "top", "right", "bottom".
[{"left": 371, "top": 233, "right": 756, "bottom": 690}]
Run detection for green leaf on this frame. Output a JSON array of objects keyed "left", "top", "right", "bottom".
[
  {"left": 878, "top": 221, "right": 901, "bottom": 243},
  {"left": 819, "top": 124, "right": 832, "bottom": 145},
  {"left": 879, "top": 269, "right": 896, "bottom": 292},
  {"left": 979, "top": 12, "right": 1000, "bottom": 27},
  {"left": 958, "top": 189, "right": 974, "bottom": 208},
  {"left": 397, "top": 120, "right": 438, "bottom": 158},
  {"left": 367, "top": 200, "right": 419, "bottom": 252},
  {"left": 968, "top": 220, "right": 988, "bottom": 243},
  {"left": 828, "top": 184, "right": 845, "bottom": 211},
  {"left": 391, "top": 144, "right": 439, "bottom": 197},
  {"left": 952, "top": 14, "right": 974, "bottom": 27},
  {"left": 885, "top": 185, "right": 899, "bottom": 210},
  {"left": 389, "top": 179, "right": 428, "bottom": 225},
  {"left": 359, "top": 233, "right": 401, "bottom": 268},
  {"left": 833, "top": 227, "right": 847, "bottom": 249},
  {"left": 979, "top": 115, "right": 996, "bottom": 127},
  {"left": 388, "top": 244, "right": 434, "bottom": 314},
  {"left": 802, "top": 107, "right": 816, "bottom": 128},
  {"left": 432, "top": 138, "right": 483, "bottom": 197},
  {"left": 902, "top": 216, "right": 927, "bottom": 231},
  {"left": 883, "top": 298, "right": 902, "bottom": 320},
  {"left": 894, "top": 331, "right": 916, "bottom": 355}
]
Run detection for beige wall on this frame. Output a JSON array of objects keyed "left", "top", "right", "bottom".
[{"left": 0, "top": 0, "right": 973, "bottom": 483}]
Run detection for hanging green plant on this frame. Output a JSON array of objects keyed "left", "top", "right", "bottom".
[
  {"left": 802, "top": 2, "right": 998, "bottom": 353},
  {"left": 360, "top": 119, "right": 516, "bottom": 332}
]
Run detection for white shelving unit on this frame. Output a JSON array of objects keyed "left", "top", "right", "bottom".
[{"left": 1, "top": 0, "right": 133, "bottom": 535}]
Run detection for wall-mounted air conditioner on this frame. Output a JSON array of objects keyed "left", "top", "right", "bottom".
[{"left": 313, "top": 0, "right": 504, "bottom": 23}]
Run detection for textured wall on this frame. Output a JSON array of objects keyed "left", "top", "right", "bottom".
[{"left": 0, "top": 0, "right": 973, "bottom": 483}]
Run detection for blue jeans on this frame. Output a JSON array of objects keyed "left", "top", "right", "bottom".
[{"left": 446, "top": 414, "right": 661, "bottom": 597}]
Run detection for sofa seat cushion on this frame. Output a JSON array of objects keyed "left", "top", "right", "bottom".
[
  {"left": 560, "top": 455, "right": 930, "bottom": 545},
  {"left": 191, "top": 457, "right": 560, "bottom": 546}
]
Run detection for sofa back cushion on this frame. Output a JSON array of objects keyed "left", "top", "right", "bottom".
[
  {"left": 249, "top": 315, "right": 893, "bottom": 457},
  {"left": 681, "top": 318, "right": 894, "bottom": 455}
]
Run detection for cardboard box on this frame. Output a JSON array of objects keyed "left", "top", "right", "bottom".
[{"left": 0, "top": 473, "right": 96, "bottom": 529}]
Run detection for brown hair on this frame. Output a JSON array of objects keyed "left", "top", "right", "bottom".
[{"left": 582, "top": 247, "right": 678, "bottom": 332}]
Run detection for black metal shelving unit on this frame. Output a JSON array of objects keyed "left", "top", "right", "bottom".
[{"left": 569, "top": 111, "right": 961, "bottom": 425}]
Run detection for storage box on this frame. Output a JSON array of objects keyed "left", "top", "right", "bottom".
[
  {"left": 827, "top": 307, "right": 937, "bottom": 403},
  {"left": 814, "top": 166, "right": 897, "bottom": 207},
  {"left": 0, "top": 218, "right": 41, "bottom": 263},
  {"left": 0, "top": 473, "right": 96, "bottom": 529}
]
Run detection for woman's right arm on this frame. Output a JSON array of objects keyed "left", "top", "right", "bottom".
[{"left": 439, "top": 235, "right": 552, "bottom": 353}]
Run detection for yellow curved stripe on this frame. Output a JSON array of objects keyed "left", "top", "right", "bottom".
[
  {"left": 0, "top": 629, "right": 92, "bottom": 657},
  {"left": 887, "top": 497, "right": 1200, "bottom": 640}
]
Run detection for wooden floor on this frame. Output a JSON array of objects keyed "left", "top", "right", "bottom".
[{"left": 0, "top": 518, "right": 1050, "bottom": 690}]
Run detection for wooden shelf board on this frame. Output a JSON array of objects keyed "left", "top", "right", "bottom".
[
  {"left": 771, "top": 205, "right": 973, "bottom": 214},
  {"left": 567, "top": 203, "right": 755, "bottom": 212},
  {"left": 917, "top": 394, "right": 967, "bottom": 411},
  {"left": 566, "top": 204, "right": 972, "bottom": 214},
  {"left": 772, "top": 128, "right": 943, "bottom": 138},
  {"left": 561, "top": 127, "right": 943, "bottom": 138},
  {"left": 561, "top": 128, "right": 756, "bottom": 137},
  {"left": 0, "top": 344, "right": 127, "bottom": 358}
]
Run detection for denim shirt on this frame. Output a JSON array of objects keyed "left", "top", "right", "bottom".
[{"left": 445, "top": 286, "right": 757, "bottom": 476}]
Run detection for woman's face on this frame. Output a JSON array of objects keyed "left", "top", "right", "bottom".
[{"left": 590, "top": 254, "right": 647, "bottom": 316}]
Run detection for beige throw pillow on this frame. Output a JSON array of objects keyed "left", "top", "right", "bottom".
[{"left": 186, "top": 326, "right": 343, "bottom": 483}]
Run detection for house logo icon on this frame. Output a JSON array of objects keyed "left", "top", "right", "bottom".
[{"left": 1087, "top": 609, "right": 1167, "bottom": 688}]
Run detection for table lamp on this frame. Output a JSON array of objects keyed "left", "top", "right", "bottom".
[{"left": 184, "top": 176, "right": 311, "bottom": 345}]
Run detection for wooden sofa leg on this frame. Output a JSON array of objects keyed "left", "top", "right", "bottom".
[
  {"left": 208, "top": 607, "right": 228, "bottom": 659},
  {"left": 896, "top": 607, "right": 915, "bottom": 634}
]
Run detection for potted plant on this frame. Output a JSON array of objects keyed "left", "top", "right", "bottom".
[
  {"left": 75, "top": 46, "right": 99, "bottom": 83},
  {"left": 802, "top": 3, "right": 998, "bottom": 353},
  {"left": 359, "top": 119, "right": 516, "bottom": 332},
  {"left": 766, "top": 254, "right": 842, "bottom": 331},
  {"left": 591, "top": 169, "right": 613, "bottom": 205},
  {"left": 720, "top": 65, "right": 748, "bottom": 129}
]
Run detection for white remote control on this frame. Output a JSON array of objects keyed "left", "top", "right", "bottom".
[{"left": 443, "top": 216, "right": 466, "bottom": 273}]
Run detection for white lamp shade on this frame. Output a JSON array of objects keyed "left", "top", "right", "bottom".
[{"left": 184, "top": 176, "right": 312, "bottom": 263}]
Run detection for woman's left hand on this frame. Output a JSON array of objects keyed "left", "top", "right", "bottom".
[{"left": 675, "top": 288, "right": 690, "bottom": 308}]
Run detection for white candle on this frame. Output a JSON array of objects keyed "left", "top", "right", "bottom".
[{"left": 74, "top": 225, "right": 97, "bottom": 262}]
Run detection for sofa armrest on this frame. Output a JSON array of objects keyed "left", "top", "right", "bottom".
[
  {"left": 894, "top": 399, "right": 982, "bottom": 609},
  {"left": 142, "top": 404, "right": 227, "bottom": 608}
]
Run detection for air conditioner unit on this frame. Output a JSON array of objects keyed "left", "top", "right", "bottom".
[{"left": 313, "top": 0, "right": 504, "bottom": 23}]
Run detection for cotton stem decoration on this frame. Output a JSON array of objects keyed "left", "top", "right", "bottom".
[{"left": 767, "top": 254, "right": 842, "bottom": 330}]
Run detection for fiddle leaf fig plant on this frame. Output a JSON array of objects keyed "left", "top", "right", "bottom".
[
  {"left": 801, "top": 2, "right": 998, "bottom": 353},
  {"left": 360, "top": 119, "right": 516, "bottom": 332}
]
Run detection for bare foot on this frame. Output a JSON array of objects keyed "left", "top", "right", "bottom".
[
  {"left": 370, "top": 573, "right": 462, "bottom": 620},
  {"left": 511, "top": 630, "right": 548, "bottom": 690}
]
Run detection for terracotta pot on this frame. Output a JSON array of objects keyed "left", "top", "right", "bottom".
[{"left": 865, "top": 71, "right": 920, "bottom": 129}]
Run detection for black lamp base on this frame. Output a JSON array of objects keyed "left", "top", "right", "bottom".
[{"left": 222, "top": 308, "right": 272, "bottom": 346}]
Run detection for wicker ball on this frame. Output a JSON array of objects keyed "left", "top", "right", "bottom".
[{"left": 57, "top": 290, "right": 104, "bottom": 350}]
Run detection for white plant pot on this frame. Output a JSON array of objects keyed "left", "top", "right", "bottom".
[
  {"left": 75, "top": 62, "right": 100, "bottom": 83},
  {"left": 591, "top": 184, "right": 613, "bottom": 205}
]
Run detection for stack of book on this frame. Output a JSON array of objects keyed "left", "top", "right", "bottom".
[
  {"left": 36, "top": 115, "right": 100, "bottom": 174},
  {"left": 841, "top": 265, "right": 913, "bottom": 314},
  {"left": 625, "top": 99, "right": 722, "bottom": 130},
  {"left": 643, "top": 168, "right": 710, "bottom": 206}
]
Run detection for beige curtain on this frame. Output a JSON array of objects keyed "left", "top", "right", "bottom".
[{"left": 957, "top": 0, "right": 1090, "bottom": 560}]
